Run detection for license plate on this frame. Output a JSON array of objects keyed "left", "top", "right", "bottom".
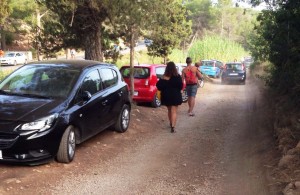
[
  {"left": 133, "top": 91, "right": 138, "bottom": 96},
  {"left": 0, "top": 150, "right": 2, "bottom": 159},
  {"left": 229, "top": 73, "right": 238, "bottom": 76}
]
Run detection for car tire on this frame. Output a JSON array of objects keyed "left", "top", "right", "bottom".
[
  {"left": 182, "top": 89, "right": 188, "bottom": 103},
  {"left": 114, "top": 104, "right": 130, "bottom": 133},
  {"left": 56, "top": 125, "right": 76, "bottom": 163},
  {"left": 151, "top": 92, "right": 161, "bottom": 108}
]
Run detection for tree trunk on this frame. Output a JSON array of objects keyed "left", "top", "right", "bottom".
[
  {"left": 84, "top": 28, "right": 103, "bottom": 61},
  {"left": 36, "top": 9, "right": 41, "bottom": 61},
  {"left": 129, "top": 26, "right": 135, "bottom": 101},
  {"left": 1, "top": 32, "right": 6, "bottom": 50}
]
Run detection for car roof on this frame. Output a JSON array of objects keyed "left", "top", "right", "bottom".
[
  {"left": 201, "top": 59, "right": 220, "bottom": 62},
  {"left": 121, "top": 64, "right": 165, "bottom": 68},
  {"left": 226, "top": 62, "right": 243, "bottom": 64},
  {"left": 26, "top": 59, "right": 115, "bottom": 71}
]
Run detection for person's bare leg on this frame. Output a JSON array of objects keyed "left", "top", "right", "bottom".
[
  {"left": 189, "top": 96, "right": 196, "bottom": 115},
  {"left": 188, "top": 96, "right": 192, "bottom": 113},
  {"left": 171, "top": 106, "right": 178, "bottom": 127},
  {"left": 167, "top": 106, "right": 172, "bottom": 126}
]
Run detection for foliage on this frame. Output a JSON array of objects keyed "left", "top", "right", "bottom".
[
  {"left": 37, "top": 0, "right": 113, "bottom": 61},
  {"left": 36, "top": 20, "right": 66, "bottom": 57},
  {"left": 9, "top": 0, "right": 37, "bottom": 26},
  {"left": 168, "top": 49, "right": 188, "bottom": 63},
  {"left": 146, "top": 1, "right": 192, "bottom": 63},
  {"left": 249, "top": 0, "right": 300, "bottom": 105},
  {"left": 0, "top": 0, "right": 10, "bottom": 25},
  {"left": 188, "top": 35, "right": 247, "bottom": 63},
  {"left": 185, "top": 0, "right": 216, "bottom": 38},
  {"left": 114, "top": 50, "right": 162, "bottom": 68}
]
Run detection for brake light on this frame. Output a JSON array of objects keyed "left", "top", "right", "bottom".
[{"left": 145, "top": 79, "right": 149, "bottom": 86}]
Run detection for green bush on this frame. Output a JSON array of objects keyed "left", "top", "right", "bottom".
[{"left": 188, "top": 36, "right": 248, "bottom": 63}]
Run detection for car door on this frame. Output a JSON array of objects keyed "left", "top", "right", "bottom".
[
  {"left": 72, "top": 68, "right": 106, "bottom": 140},
  {"left": 15, "top": 53, "right": 23, "bottom": 64},
  {"left": 98, "top": 67, "right": 123, "bottom": 127}
]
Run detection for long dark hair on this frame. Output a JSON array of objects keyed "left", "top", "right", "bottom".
[{"left": 164, "top": 61, "right": 179, "bottom": 77}]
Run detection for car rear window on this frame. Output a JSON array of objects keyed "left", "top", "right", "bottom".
[
  {"left": 120, "top": 67, "right": 150, "bottom": 79},
  {"left": 201, "top": 61, "right": 214, "bottom": 67},
  {"left": 226, "top": 63, "right": 243, "bottom": 70}
]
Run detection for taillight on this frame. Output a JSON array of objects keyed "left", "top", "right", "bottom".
[{"left": 145, "top": 79, "right": 149, "bottom": 86}]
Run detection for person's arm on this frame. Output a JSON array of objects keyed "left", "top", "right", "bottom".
[
  {"left": 181, "top": 69, "right": 185, "bottom": 82},
  {"left": 196, "top": 68, "right": 202, "bottom": 79}
]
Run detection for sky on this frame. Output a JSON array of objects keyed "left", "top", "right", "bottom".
[{"left": 211, "top": 0, "right": 267, "bottom": 11}]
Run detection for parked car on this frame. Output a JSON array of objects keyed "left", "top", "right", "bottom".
[
  {"left": 120, "top": 64, "right": 166, "bottom": 107},
  {"left": 221, "top": 62, "right": 246, "bottom": 84},
  {"left": 144, "top": 38, "right": 153, "bottom": 46},
  {"left": 0, "top": 51, "right": 28, "bottom": 66},
  {"left": 0, "top": 60, "right": 131, "bottom": 165},
  {"left": 200, "top": 60, "right": 223, "bottom": 78}
]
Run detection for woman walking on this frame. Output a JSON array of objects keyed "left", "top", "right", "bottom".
[{"left": 156, "top": 61, "right": 183, "bottom": 133}]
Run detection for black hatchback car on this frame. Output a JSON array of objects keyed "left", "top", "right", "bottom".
[
  {"left": 221, "top": 62, "right": 246, "bottom": 85},
  {"left": 0, "top": 60, "right": 131, "bottom": 165}
]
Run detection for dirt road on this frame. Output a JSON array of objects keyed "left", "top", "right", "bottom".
[{"left": 0, "top": 70, "right": 277, "bottom": 195}]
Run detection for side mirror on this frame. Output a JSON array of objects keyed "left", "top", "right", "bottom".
[{"left": 81, "top": 91, "right": 92, "bottom": 101}]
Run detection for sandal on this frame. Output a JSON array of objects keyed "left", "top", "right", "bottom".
[
  {"left": 171, "top": 127, "right": 176, "bottom": 133},
  {"left": 189, "top": 112, "right": 195, "bottom": 116}
]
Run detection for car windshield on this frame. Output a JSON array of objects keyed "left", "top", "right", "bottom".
[
  {"left": 4, "top": 53, "right": 15, "bottom": 57},
  {"left": 0, "top": 65, "right": 80, "bottom": 98},
  {"left": 226, "top": 63, "right": 243, "bottom": 71},
  {"left": 201, "top": 61, "right": 214, "bottom": 67},
  {"left": 120, "top": 67, "right": 150, "bottom": 79}
]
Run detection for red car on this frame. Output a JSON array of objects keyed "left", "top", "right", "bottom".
[
  {"left": 120, "top": 64, "right": 188, "bottom": 107},
  {"left": 120, "top": 64, "right": 166, "bottom": 107}
]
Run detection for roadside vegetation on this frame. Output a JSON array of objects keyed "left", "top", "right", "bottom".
[
  {"left": 1, "top": 0, "right": 300, "bottom": 193},
  {"left": 188, "top": 36, "right": 248, "bottom": 63}
]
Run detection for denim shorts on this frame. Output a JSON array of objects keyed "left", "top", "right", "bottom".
[{"left": 186, "top": 84, "right": 198, "bottom": 97}]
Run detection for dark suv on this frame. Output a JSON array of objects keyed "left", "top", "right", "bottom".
[
  {"left": 0, "top": 60, "right": 131, "bottom": 165},
  {"left": 221, "top": 62, "right": 246, "bottom": 84}
]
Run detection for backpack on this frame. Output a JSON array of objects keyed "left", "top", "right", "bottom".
[{"left": 184, "top": 67, "right": 198, "bottom": 84}]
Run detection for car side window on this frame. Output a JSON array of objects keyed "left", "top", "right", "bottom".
[
  {"left": 156, "top": 67, "right": 165, "bottom": 79},
  {"left": 81, "top": 70, "right": 101, "bottom": 96},
  {"left": 99, "top": 68, "right": 118, "bottom": 89}
]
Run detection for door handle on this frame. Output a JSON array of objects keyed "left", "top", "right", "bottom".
[
  {"left": 102, "top": 100, "right": 108, "bottom": 105},
  {"left": 118, "top": 91, "right": 123, "bottom": 97}
]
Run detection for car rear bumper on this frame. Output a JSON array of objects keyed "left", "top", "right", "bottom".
[
  {"left": 222, "top": 75, "right": 246, "bottom": 82},
  {"left": 132, "top": 87, "right": 156, "bottom": 102},
  {"left": 201, "top": 70, "right": 219, "bottom": 77}
]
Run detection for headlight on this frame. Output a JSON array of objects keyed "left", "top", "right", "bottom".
[{"left": 18, "top": 114, "right": 58, "bottom": 132}]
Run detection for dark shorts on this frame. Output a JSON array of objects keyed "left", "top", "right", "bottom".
[{"left": 186, "top": 84, "right": 198, "bottom": 97}]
